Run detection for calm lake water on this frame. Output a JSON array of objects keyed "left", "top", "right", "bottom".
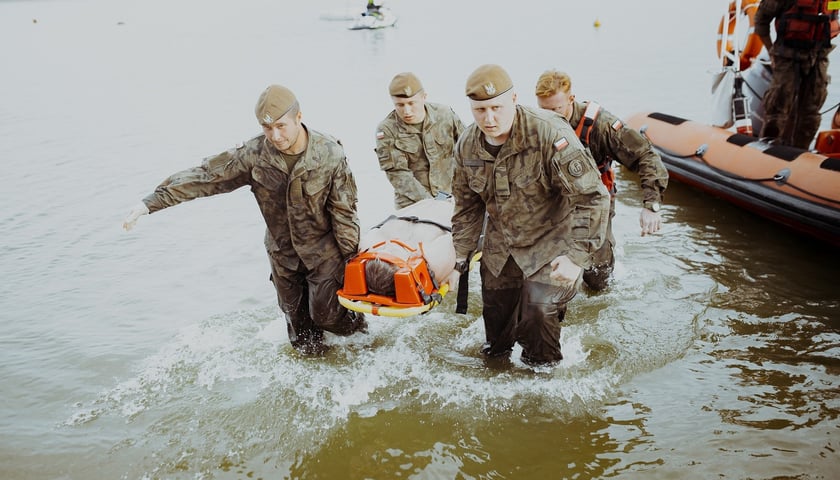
[{"left": 1, "top": 0, "right": 838, "bottom": 478}]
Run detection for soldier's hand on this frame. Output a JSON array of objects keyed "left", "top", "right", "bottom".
[
  {"left": 639, "top": 208, "right": 662, "bottom": 236},
  {"left": 549, "top": 255, "right": 581, "bottom": 283},
  {"left": 454, "top": 257, "right": 469, "bottom": 275},
  {"left": 123, "top": 202, "right": 149, "bottom": 231}
]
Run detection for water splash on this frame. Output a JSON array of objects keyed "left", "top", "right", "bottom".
[{"left": 63, "top": 264, "right": 705, "bottom": 477}]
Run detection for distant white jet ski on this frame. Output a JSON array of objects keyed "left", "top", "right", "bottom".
[{"left": 348, "top": 6, "right": 397, "bottom": 30}]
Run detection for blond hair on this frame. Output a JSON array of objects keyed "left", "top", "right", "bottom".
[{"left": 534, "top": 70, "right": 572, "bottom": 98}]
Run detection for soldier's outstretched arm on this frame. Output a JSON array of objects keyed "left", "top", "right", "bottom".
[{"left": 122, "top": 202, "right": 149, "bottom": 231}]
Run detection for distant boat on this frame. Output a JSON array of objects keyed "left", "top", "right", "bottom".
[{"left": 348, "top": 7, "right": 397, "bottom": 30}]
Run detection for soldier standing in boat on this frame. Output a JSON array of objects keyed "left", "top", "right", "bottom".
[
  {"left": 375, "top": 72, "right": 465, "bottom": 209},
  {"left": 122, "top": 84, "right": 368, "bottom": 355},
  {"left": 451, "top": 64, "right": 610, "bottom": 366},
  {"left": 535, "top": 69, "right": 670, "bottom": 291},
  {"left": 754, "top": 0, "right": 838, "bottom": 149}
]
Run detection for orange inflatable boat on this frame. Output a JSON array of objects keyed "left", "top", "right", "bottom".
[{"left": 625, "top": 111, "right": 840, "bottom": 246}]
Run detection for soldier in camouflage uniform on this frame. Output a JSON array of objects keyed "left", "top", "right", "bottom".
[
  {"left": 452, "top": 65, "right": 610, "bottom": 366},
  {"left": 375, "top": 72, "right": 465, "bottom": 208},
  {"left": 535, "top": 70, "right": 669, "bottom": 291},
  {"left": 122, "top": 85, "right": 367, "bottom": 355},
  {"left": 755, "top": 0, "right": 837, "bottom": 149}
]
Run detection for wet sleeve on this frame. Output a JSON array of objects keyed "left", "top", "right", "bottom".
[
  {"left": 328, "top": 157, "right": 361, "bottom": 259},
  {"left": 143, "top": 148, "right": 251, "bottom": 213},
  {"left": 451, "top": 139, "right": 486, "bottom": 260},
  {"left": 600, "top": 111, "right": 669, "bottom": 204},
  {"left": 549, "top": 141, "right": 610, "bottom": 268}
]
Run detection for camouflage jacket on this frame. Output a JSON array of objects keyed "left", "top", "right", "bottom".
[
  {"left": 143, "top": 126, "right": 360, "bottom": 270},
  {"left": 568, "top": 101, "right": 668, "bottom": 206},
  {"left": 375, "top": 102, "right": 465, "bottom": 208},
  {"left": 452, "top": 105, "right": 610, "bottom": 276}
]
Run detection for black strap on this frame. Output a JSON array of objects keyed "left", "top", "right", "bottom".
[
  {"left": 371, "top": 214, "right": 452, "bottom": 232},
  {"left": 455, "top": 262, "right": 470, "bottom": 314}
]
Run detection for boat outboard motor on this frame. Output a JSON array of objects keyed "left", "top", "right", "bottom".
[
  {"left": 732, "top": 74, "right": 753, "bottom": 135},
  {"left": 740, "top": 51, "right": 772, "bottom": 135}
]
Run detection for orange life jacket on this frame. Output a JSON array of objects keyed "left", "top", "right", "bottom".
[
  {"left": 777, "top": 0, "right": 840, "bottom": 49},
  {"left": 574, "top": 102, "right": 616, "bottom": 196},
  {"left": 338, "top": 239, "right": 440, "bottom": 308}
]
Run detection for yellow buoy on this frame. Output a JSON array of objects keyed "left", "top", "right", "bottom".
[{"left": 594, "top": 18, "right": 601, "bottom": 28}]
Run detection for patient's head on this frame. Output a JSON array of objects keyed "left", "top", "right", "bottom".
[{"left": 365, "top": 258, "right": 398, "bottom": 297}]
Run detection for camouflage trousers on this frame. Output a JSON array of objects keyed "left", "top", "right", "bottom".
[
  {"left": 760, "top": 51, "right": 831, "bottom": 149},
  {"left": 583, "top": 196, "right": 616, "bottom": 291},
  {"left": 479, "top": 255, "right": 581, "bottom": 366},
  {"left": 268, "top": 254, "right": 365, "bottom": 354}
]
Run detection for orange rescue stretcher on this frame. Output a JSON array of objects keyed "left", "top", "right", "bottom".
[{"left": 337, "top": 239, "right": 451, "bottom": 318}]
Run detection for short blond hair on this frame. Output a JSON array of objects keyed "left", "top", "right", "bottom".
[{"left": 535, "top": 70, "right": 572, "bottom": 98}]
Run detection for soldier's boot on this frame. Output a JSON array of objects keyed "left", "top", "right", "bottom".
[
  {"left": 283, "top": 299, "right": 329, "bottom": 355},
  {"left": 291, "top": 329, "right": 328, "bottom": 356},
  {"left": 480, "top": 288, "right": 519, "bottom": 357}
]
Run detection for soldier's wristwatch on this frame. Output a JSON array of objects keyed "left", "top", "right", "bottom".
[{"left": 644, "top": 201, "right": 661, "bottom": 212}]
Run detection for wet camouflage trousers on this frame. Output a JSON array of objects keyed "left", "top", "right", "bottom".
[
  {"left": 479, "top": 256, "right": 581, "bottom": 365},
  {"left": 760, "top": 52, "right": 830, "bottom": 149},
  {"left": 583, "top": 196, "right": 617, "bottom": 291},
  {"left": 268, "top": 252, "right": 364, "bottom": 353}
]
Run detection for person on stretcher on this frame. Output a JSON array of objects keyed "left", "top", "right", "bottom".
[{"left": 339, "top": 197, "right": 459, "bottom": 310}]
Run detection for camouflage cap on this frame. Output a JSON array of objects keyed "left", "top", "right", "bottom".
[
  {"left": 465, "top": 64, "right": 513, "bottom": 100},
  {"left": 255, "top": 85, "right": 297, "bottom": 124},
  {"left": 389, "top": 72, "right": 424, "bottom": 98}
]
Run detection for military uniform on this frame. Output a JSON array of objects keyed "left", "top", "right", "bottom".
[
  {"left": 375, "top": 102, "right": 465, "bottom": 208},
  {"left": 143, "top": 126, "right": 364, "bottom": 353},
  {"left": 755, "top": 0, "right": 836, "bottom": 148},
  {"left": 567, "top": 101, "right": 669, "bottom": 290},
  {"left": 452, "top": 103, "right": 610, "bottom": 365}
]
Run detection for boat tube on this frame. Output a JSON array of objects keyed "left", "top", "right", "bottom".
[{"left": 626, "top": 111, "right": 840, "bottom": 246}]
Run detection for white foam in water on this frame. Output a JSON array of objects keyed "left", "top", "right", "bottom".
[
  {"left": 64, "top": 300, "right": 674, "bottom": 480},
  {"left": 60, "top": 276, "right": 705, "bottom": 479}
]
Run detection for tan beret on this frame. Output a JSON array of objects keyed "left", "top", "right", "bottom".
[
  {"left": 255, "top": 85, "right": 297, "bottom": 124},
  {"left": 389, "top": 72, "right": 424, "bottom": 98},
  {"left": 465, "top": 64, "right": 513, "bottom": 100}
]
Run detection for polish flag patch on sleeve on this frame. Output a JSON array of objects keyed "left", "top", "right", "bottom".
[
  {"left": 554, "top": 137, "right": 569, "bottom": 151},
  {"left": 376, "top": 131, "right": 385, "bottom": 140},
  {"left": 611, "top": 119, "right": 624, "bottom": 131}
]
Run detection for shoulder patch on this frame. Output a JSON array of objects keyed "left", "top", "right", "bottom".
[
  {"left": 554, "top": 137, "right": 569, "bottom": 151},
  {"left": 611, "top": 119, "right": 624, "bottom": 131},
  {"left": 567, "top": 158, "right": 584, "bottom": 177},
  {"left": 376, "top": 131, "right": 385, "bottom": 140}
]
